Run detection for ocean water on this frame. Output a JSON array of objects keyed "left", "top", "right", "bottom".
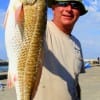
[{"left": 0, "top": 66, "right": 8, "bottom": 72}]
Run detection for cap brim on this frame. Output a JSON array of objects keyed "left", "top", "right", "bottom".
[{"left": 77, "top": 1, "right": 88, "bottom": 16}]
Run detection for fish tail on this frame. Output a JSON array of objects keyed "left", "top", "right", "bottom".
[{"left": 7, "top": 71, "right": 17, "bottom": 88}]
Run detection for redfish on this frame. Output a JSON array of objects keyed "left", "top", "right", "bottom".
[{"left": 4, "top": 0, "right": 47, "bottom": 100}]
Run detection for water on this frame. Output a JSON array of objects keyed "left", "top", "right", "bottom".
[{"left": 0, "top": 66, "right": 8, "bottom": 72}]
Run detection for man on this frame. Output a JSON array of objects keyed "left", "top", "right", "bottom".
[{"left": 34, "top": 0, "right": 87, "bottom": 100}]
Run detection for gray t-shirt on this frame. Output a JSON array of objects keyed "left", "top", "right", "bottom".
[{"left": 34, "top": 21, "right": 84, "bottom": 100}]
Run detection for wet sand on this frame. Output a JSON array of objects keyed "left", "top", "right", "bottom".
[{"left": 0, "top": 66, "right": 100, "bottom": 100}]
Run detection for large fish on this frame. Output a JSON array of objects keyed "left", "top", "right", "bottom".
[{"left": 4, "top": 0, "right": 47, "bottom": 100}]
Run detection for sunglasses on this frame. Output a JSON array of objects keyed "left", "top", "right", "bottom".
[{"left": 55, "top": 1, "right": 81, "bottom": 10}]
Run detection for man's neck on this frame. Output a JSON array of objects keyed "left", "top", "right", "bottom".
[{"left": 52, "top": 20, "right": 73, "bottom": 35}]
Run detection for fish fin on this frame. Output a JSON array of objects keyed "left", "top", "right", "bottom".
[
  {"left": 15, "top": 4, "right": 24, "bottom": 24},
  {"left": 7, "top": 72, "right": 17, "bottom": 88}
]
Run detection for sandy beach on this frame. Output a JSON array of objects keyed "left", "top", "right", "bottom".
[{"left": 0, "top": 65, "right": 100, "bottom": 100}]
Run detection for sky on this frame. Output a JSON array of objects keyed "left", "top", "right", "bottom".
[{"left": 0, "top": 0, "right": 100, "bottom": 60}]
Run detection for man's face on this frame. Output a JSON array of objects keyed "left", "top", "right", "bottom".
[{"left": 52, "top": 1, "right": 80, "bottom": 27}]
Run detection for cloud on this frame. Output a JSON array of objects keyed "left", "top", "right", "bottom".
[{"left": 83, "top": 0, "right": 100, "bottom": 12}]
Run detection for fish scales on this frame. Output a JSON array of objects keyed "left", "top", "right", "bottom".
[
  {"left": 17, "top": 0, "right": 47, "bottom": 100},
  {"left": 16, "top": 5, "right": 37, "bottom": 100},
  {"left": 5, "top": 0, "right": 47, "bottom": 100}
]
